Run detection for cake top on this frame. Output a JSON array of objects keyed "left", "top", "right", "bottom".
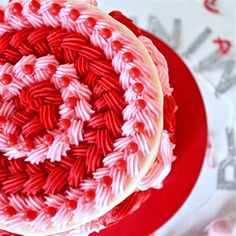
[{"left": 0, "top": 0, "right": 171, "bottom": 235}]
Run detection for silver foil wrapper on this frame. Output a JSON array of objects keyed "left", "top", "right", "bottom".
[
  {"left": 183, "top": 27, "right": 212, "bottom": 57},
  {"left": 218, "top": 128, "right": 236, "bottom": 190}
]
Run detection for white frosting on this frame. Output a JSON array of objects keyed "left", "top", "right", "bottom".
[
  {"left": 139, "top": 131, "right": 175, "bottom": 190},
  {"left": 139, "top": 36, "right": 173, "bottom": 96}
]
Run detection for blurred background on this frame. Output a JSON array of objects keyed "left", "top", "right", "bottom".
[{"left": 98, "top": 0, "right": 236, "bottom": 235}]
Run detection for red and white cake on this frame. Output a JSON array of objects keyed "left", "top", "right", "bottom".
[{"left": 0, "top": 0, "right": 176, "bottom": 235}]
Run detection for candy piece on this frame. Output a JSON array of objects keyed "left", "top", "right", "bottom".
[
  {"left": 0, "top": 116, "right": 6, "bottom": 124},
  {"left": 100, "top": 176, "right": 112, "bottom": 187},
  {"left": 46, "top": 64, "right": 57, "bottom": 75},
  {"left": 44, "top": 207, "right": 57, "bottom": 217},
  {"left": 69, "top": 9, "right": 80, "bottom": 21},
  {"left": 66, "top": 97, "right": 77, "bottom": 108},
  {"left": 101, "top": 28, "right": 112, "bottom": 39},
  {"left": 23, "top": 64, "right": 34, "bottom": 75},
  {"left": 60, "top": 119, "right": 71, "bottom": 130},
  {"left": 85, "top": 17, "right": 97, "bottom": 28},
  {"left": 24, "top": 210, "right": 37, "bottom": 221},
  {"left": 115, "top": 160, "right": 126, "bottom": 171},
  {"left": 135, "top": 99, "right": 146, "bottom": 110},
  {"left": 83, "top": 191, "right": 95, "bottom": 204},
  {"left": 133, "top": 122, "right": 144, "bottom": 133},
  {"left": 127, "top": 142, "right": 138, "bottom": 153},
  {"left": 66, "top": 200, "right": 77, "bottom": 210},
  {"left": 4, "top": 206, "right": 17, "bottom": 217},
  {"left": 59, "top": 76, "right": 70, "bottom": 87},
  {"left": 6, "top": 134, "right": 18, "bottom": 145},
  {"left": 0, "top": 10, "right": 5, "bottom": 22},
  {"left": 123, "top": 52, "right": 134, "bottom": 62},
  {"left": 12, "top": 3, "right": 23, "bottom": 16},
  {"left": 130, "top": 67, "right": 141, "bottom": 78},
  {"left": 50, "top": 3, "right": 61, "bottom": 16},
  {"left": 112, "top": 41, "right": 123, "bottom": 51},
  {"left": 23, "top": 139, "right": 35, "bottom": 151},
  {"left": 0, "top": 74, "right": 12, "bottom": 85},
  {"left": 132, "top": 83, "right": 144, "bottom": 94},
  {"left": 43, "top": 134, "right": 55, "bottom": 146}
]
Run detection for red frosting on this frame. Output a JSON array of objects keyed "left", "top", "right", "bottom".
[
  {"left": 0, "top": 25, "right": 127, "bottom": 216},
  {"left": 109, "top": 11, "right": 141, "bottom": 37},
  {"left": 95, "top": 10, "right": 177, "bottom": 230},
  {"left": 0, "top": 231, "right": 19, "bottom": 236},
  {"left": 0, "top": 8, "right": 176, "bottom": 236},
  {"left": 101, "top": 190, "right": 152, "bottom": 227},
  {"left": 164, "top": 95, "right": 177, "bottom": 143}
]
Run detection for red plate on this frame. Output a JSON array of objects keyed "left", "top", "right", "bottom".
[{"left": 95, "top": 31, "right": 208, "bottom": 236}]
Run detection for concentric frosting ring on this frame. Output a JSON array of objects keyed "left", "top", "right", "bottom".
[{"left": 0, "top": 0, "right": 166, "bottom": 235}]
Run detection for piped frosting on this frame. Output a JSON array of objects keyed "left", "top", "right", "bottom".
[{"left": 0, "top": 0, "right": 175, "bottom": 235}]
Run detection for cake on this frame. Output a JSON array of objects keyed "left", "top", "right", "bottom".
[{"left": 0, "top": 0, "right": 176, "bottom": 235}]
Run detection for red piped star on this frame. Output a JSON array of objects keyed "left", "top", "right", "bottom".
[{"left": 0, "top": 10, "right": 5, "bottom": 22}]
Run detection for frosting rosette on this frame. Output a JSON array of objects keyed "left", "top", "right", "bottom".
[{"left": 0, "top": 0, "right": 176, "bottom": 235}]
